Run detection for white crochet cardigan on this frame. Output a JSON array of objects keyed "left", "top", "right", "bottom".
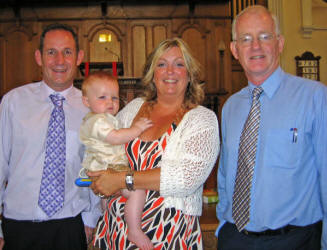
[{"left": 117, "top": 98, "right": 220, "bottom": 216}]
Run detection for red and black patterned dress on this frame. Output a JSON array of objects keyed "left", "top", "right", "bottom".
[{"left": 94, "top": 124, "right": 203, "bottom": 249}]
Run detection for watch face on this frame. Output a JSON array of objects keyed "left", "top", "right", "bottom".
[
  {"left": 125, "top": 173, "right": 134, "bottom": 191},
  {"left": 126, "top": 175, "right": 133, "bottom": 184}
]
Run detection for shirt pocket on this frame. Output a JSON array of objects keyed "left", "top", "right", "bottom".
[{"left": 264, "top": 129, "right": 302, "bottom": 169}]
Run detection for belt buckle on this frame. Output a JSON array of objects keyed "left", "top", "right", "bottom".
[
  {"left": 242, "top": 229, "right": 250, "bottom": 236},
  {"left": 31, "top": 219, "right": 44, "bottom": 223},
  {"left": 242, "top": 229, "right": 261, "bottom": 236},
  {"left": 242, "top": 229, "right": 268, "bottom": 237}
]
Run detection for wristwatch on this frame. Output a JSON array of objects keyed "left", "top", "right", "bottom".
[{"left": 125, "top": 171, "right": 135, "bottom": 191}]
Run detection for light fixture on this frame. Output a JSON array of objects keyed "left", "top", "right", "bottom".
[
  {"left": 98, "top": 33, "right": 111, "bottom": 43},
  {"left": 218, "top": 39, "right": 226, "bottom": 52}
]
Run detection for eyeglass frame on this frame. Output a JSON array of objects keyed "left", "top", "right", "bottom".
[{"left": 233, "top": 32, "right": 279, "bottom": 47}]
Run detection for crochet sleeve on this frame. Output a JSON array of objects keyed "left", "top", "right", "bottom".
[{"left": 160, "top": 107, "right": 220, "bottom": 197}]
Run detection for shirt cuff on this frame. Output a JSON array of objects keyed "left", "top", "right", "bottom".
[{"left": 81, "top": 212, "right": 101, "bottom": 228}]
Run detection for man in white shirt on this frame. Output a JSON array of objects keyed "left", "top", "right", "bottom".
[{"left": 0, "top": 23, "right": 101, "bottom": 250}]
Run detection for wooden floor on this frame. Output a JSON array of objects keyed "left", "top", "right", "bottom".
[{"left": 200, "top": 203, "right": 219, "bottom": 250}]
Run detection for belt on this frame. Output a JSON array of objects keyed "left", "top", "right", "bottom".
[
  {"left": 3, "top": 214, "right": 82, "bottom": 224},
  {"left": 242, "top": 225, "right": 298, "bottom": 237}
]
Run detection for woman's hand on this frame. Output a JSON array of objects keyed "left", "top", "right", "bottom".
[{"left": 88, "top": 169, "right": 124, "bottom": 197}]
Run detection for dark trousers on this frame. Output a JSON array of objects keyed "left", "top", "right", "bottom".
[
  {"left": 2, "top": 214, "right": 87, "bottom": 250},
  {"left": 217, "top": 221, "right": 322, "bottom": 250}
]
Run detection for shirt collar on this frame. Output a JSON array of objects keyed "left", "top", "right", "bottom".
[
  {"left": 248, "top": 67, "right": 282, "bottom": 99},
  {"left": 41, "top": 81, "right": 73, "bottom": 102}
]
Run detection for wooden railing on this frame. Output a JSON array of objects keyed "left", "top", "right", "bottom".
[{"left": 230, "top": 0, "right": 267, "bottom": 19}]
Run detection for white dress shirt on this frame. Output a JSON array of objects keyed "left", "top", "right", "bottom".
[{"left": 0, "top": 81, "right": 102, "bottom": 238}]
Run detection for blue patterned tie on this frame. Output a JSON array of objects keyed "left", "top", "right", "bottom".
[
  {"left": 232, "top": 87, "right": 263, "bottom": 231},
  {"left": 38, "top": 94, "right": 66, "bottom": 217}
]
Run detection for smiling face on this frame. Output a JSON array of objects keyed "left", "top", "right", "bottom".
[
  {"left": 35, "top": 29, "right": 84, "bottom": 91},
  {"left": 153, "top": 46, "right": 189, "bottom": 101},
  {"left": 82, "top": 78, "right": 120, "bottom": 115},
  {"left": 230, "top": 8, "right": 284, "bottom": 85}
]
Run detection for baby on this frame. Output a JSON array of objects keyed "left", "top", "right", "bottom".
[{"left": 80, "top": 71, "right": 153, "bottom": 250}]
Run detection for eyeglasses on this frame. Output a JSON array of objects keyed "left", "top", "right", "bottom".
[{"left": 234, "top": 33, "right": 276, "bottom": 47}]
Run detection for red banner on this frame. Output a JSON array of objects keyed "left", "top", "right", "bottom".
[
  {"left": 85, "top": 62, "right": 89, "bottom": 77},
  {"left": 112, "top": 62, "right": 117, "bottom": 77}
]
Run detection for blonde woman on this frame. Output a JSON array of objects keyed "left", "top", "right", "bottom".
[{"left": 89, "top": 38, "right": 220, "bottom": 249}]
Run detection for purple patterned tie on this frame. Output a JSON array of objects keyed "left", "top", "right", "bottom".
[{"left": 38, "top": 94, "right": 66, "bottom": 217}]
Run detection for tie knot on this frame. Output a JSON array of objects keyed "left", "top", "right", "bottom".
[
  {"left": 252, "top": 87, "right": 263, "bottom": 101},
  {"left": 50, "top": 94, "right": 65, "bottom": 107}
]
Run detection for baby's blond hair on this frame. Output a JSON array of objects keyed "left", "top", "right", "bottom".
[{"left": 82, "top": 71, "right": 118, "bottom": 96}]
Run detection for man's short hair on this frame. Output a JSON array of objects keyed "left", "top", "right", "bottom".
[{"left": 39, "top": 23, "right": 79, "bottom": 53}]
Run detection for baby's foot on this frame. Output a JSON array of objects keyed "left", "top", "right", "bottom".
[{"left": 128, "top": 229, "right": 153, "bottom": 250}]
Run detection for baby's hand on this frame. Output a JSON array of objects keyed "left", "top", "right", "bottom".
[{"left": 133, "top": 117, "right": 153, "bottom": 132}]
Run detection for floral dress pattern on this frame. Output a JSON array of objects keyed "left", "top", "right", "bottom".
[{"left": 94, "top": 124, "right": 203, "bottom": 250}]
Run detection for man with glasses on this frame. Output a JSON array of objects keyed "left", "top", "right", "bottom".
[{"left": 216, "top": 5, "right": 326, "bottom": 250}]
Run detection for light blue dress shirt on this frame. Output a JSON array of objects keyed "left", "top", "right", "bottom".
[
  {"left": 0, "top": 81, "right": 102, "bottom": 238},
  {"left": 216, "top": 67, "right": 327, "bottom": 249}
]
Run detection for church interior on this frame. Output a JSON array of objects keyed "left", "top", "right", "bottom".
[{"left": 0, "top": 0, "right": 326, "bottom": 249}]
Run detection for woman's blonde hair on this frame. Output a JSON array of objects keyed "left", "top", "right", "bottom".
[{"left": 142, "top": 37, "right": 204, "bottom": 108}]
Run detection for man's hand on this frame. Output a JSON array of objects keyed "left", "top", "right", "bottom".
[
  {"left": 84, "top": 225, "right": 94, "bottom": 245},
  {"left": 0, "top": 238, "right": 5, "bottom": 250}
]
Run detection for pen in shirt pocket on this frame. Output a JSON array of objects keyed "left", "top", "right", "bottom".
[{"left": 290, "top": 128, "right": 298, "bottom": 143}]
